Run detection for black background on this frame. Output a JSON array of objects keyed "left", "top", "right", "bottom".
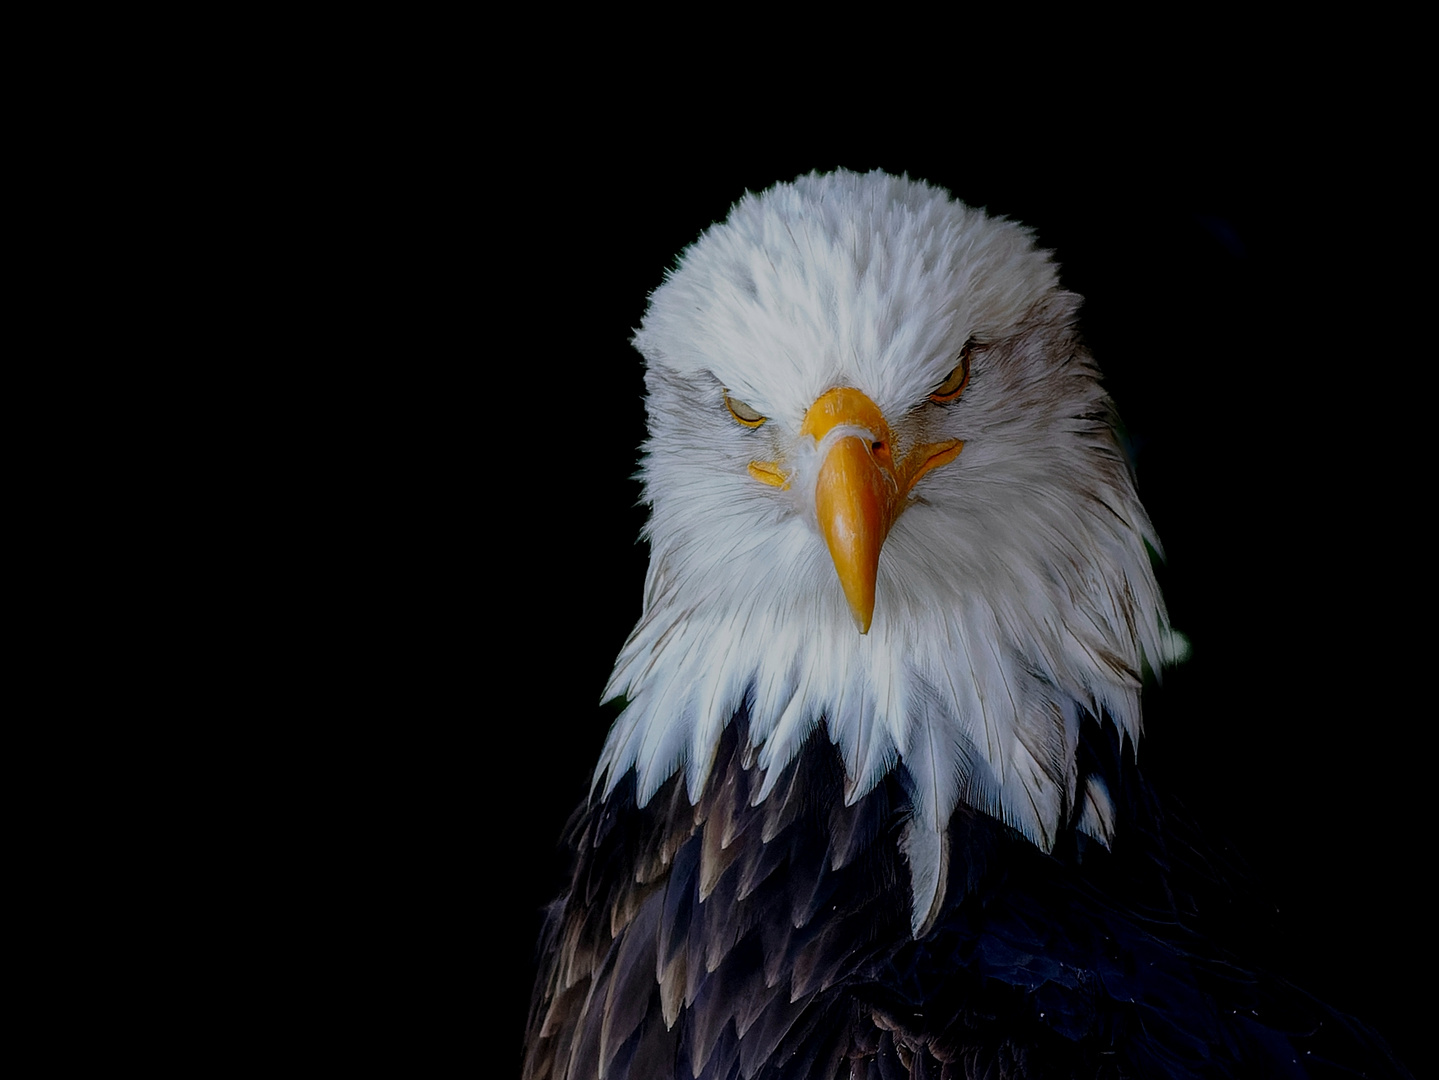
[{"left": 459, "top": 92, "right": 1424, "bottom": 1072}]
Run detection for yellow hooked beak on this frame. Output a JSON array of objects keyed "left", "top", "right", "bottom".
[{"left": 795, "top": 388, "right": 962, "bottom": 633}]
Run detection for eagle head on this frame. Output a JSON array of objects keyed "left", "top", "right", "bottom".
[{"left": 594, "top": 170, "right": 1169, "bottom": 932}]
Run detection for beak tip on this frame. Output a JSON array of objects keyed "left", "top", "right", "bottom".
[{"left": 852, "top": 603, "right": 873, "bottom": 635}]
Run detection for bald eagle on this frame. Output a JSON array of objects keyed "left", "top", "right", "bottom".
[{"left": 522, "top": 171, "right": 1408, "bottom": 1079}]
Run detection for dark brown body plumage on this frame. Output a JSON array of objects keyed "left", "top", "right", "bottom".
[{"left": 524, "top": 706, "right": 1410, "bottom": 1079}]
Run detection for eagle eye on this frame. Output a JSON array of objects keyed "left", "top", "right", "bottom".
[
  {"left": 724, "top": 390, "right": 767, "bottom": 428},
  {"left": 929, "top": 341, "right": 975, "bottom": 404}
]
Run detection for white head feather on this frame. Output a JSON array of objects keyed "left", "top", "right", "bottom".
[{"left": 596, "top": 170, "right": 1169, "bottom": 931}]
